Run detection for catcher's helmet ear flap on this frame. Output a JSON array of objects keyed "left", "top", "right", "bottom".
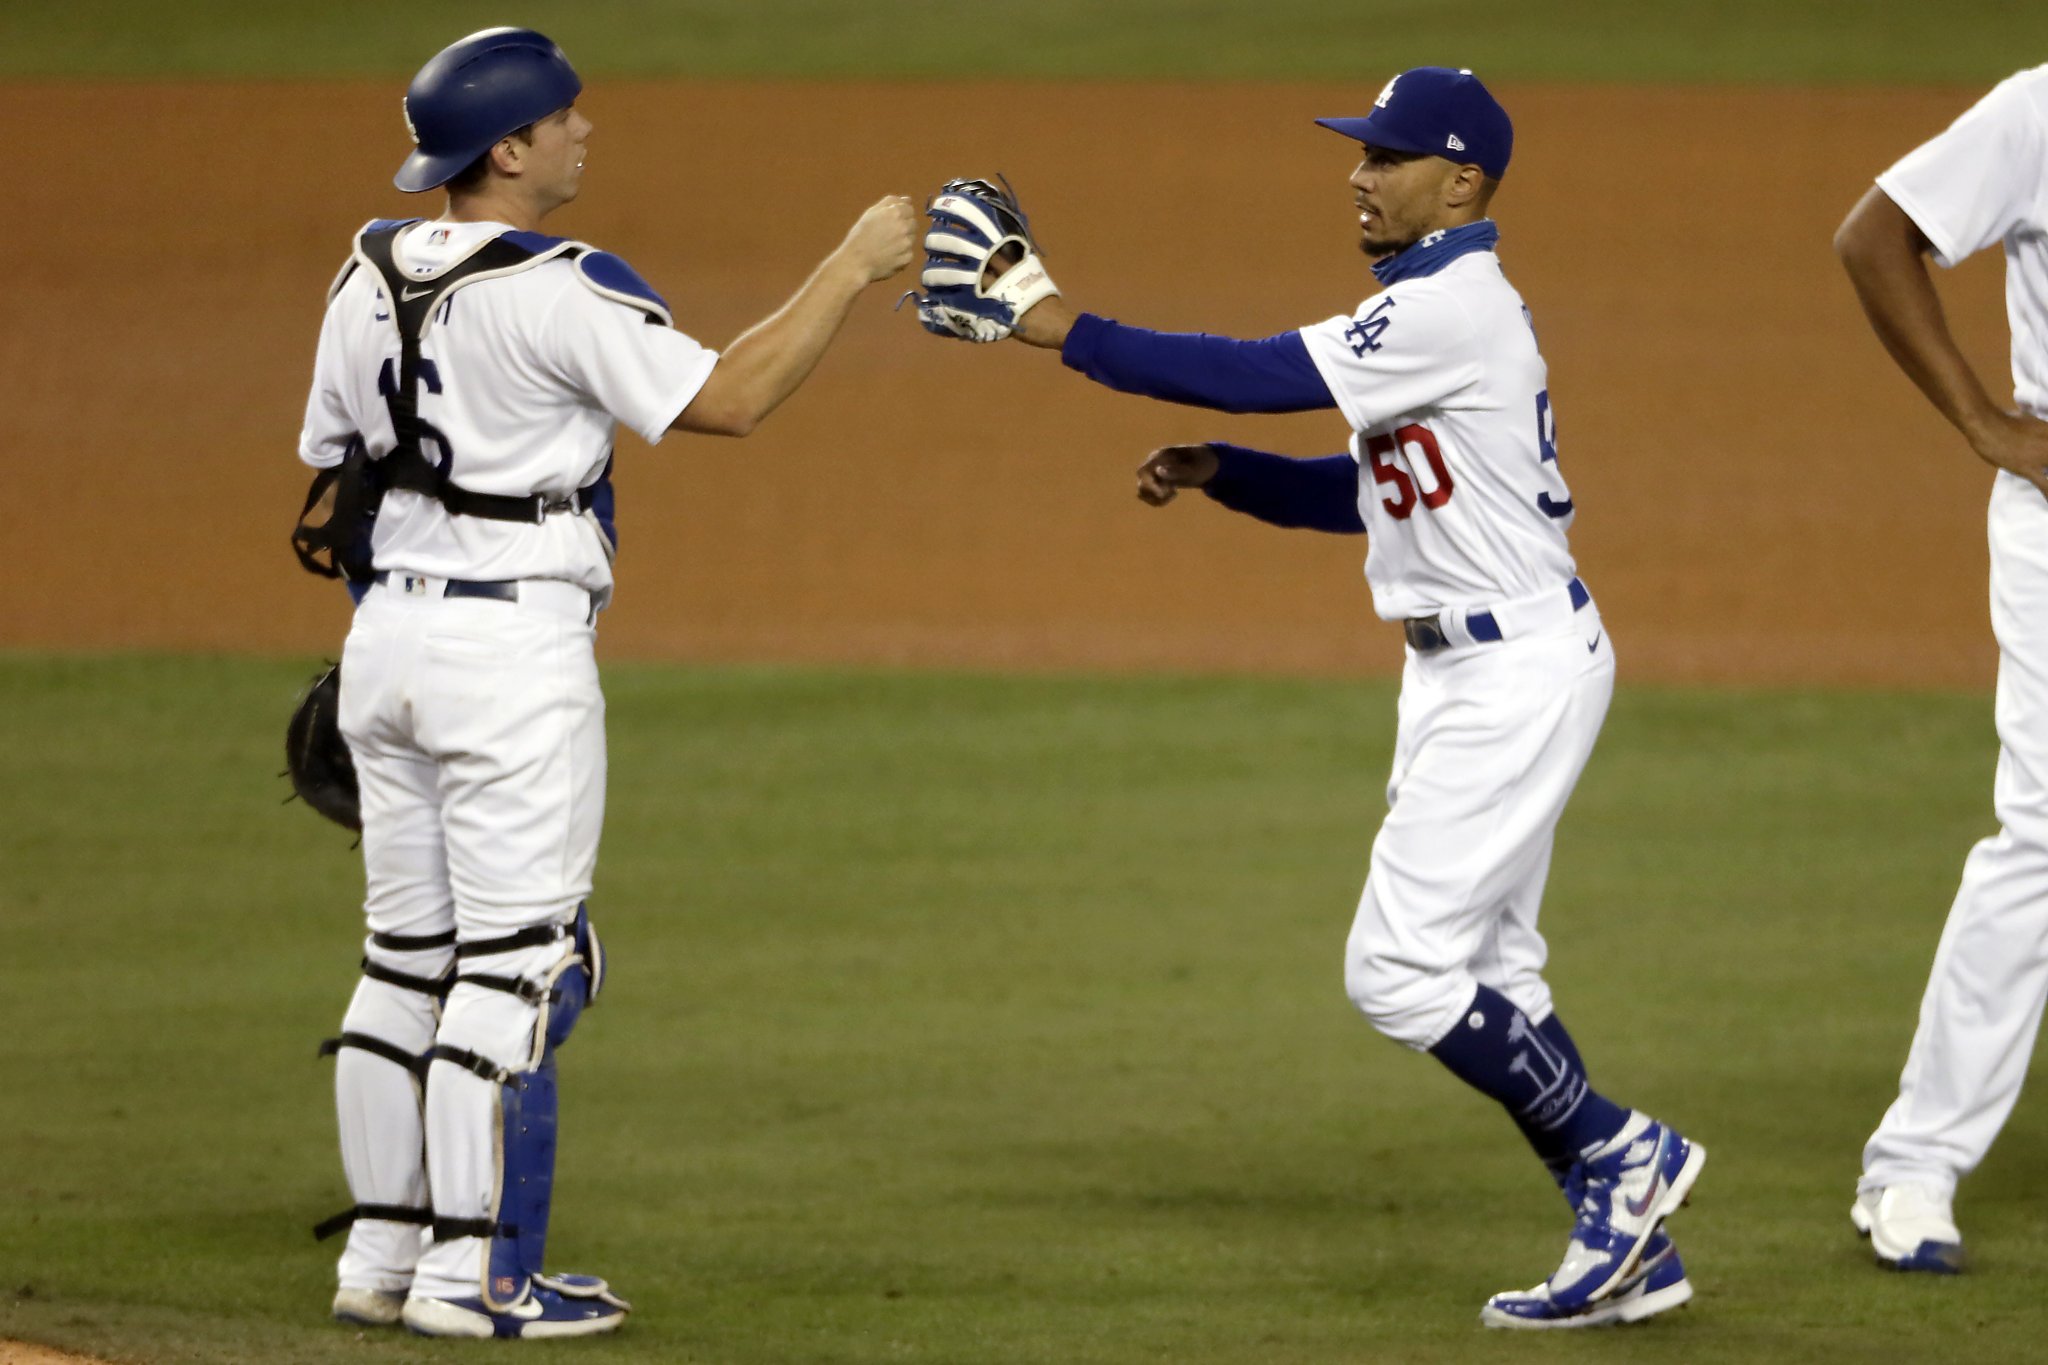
[{"left": 394, "top": 27, "right": 582, "bottom": 193}]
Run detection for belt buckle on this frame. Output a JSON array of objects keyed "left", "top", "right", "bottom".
[{"left": 1405, "top": 616, "right": 1448, "bottom": 652}]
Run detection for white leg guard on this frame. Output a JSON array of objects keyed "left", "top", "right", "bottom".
[
  {"left": 413, "top": 914, "right": 601, "bottom": 1307},
  {"left": 317, "top": 932, "right": 454, "bottom": 1292}
]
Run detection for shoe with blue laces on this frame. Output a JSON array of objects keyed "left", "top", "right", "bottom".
[
  {"left": 401, "top": 1273, "right": 630, "bottom": 1339},
  {"left": 1480, "top": 1230, "right": 1692, "bottom": 1328},
  {"left": 1541, "top": 1112, "right": 1705, "bottom": 1312}
]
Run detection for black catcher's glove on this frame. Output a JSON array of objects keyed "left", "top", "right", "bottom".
[{"left": 284, "top": 664, "right": 361, "bottom": 833}]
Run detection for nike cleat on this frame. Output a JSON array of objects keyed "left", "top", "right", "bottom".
[
  {"left": 1542, "top": 1113, "right": 1705, "bottom": 1312},
  {"left": 1481, "top": 1230, "right": 1692, "bottom": 1329},
  {"left": 402, "top": 1273, "right": 630, "bottom": 1339},
  {"left": 331, "top": 1286, "right": 406, "bottom": 1327},
  {"left": 1852, "top": 1184, "right": 1963, "bottom": 1273}
]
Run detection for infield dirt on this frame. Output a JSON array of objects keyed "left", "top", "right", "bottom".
[{"left": 3, "top": 81, "right": 2013, "bottom": 688}]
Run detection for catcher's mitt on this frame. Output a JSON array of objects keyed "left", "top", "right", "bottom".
[
  {"left": 904, "top": 175, "right": 1060, "bottom": 343},
  {"left": 284, "top": 664, "right": 362, "bottom": 833}
]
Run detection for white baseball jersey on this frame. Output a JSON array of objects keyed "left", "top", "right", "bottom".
[
  {"left": 1877, "top": 64, "right": 2048, "bottom": 419},
  {"left": 299, "top": 219, "right": 720, "bottom": 599},
  {"left": 1297, "top": 229, "right": 1577, "bottom": 622}
]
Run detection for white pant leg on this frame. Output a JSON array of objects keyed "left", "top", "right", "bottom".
[
  {"left": 357, "top": 588, "right": 605, "bottom": 1302},
  {"left": 1473, "top": 835, "right": 1559, "bottom": 1029},
  {"left": 332, "top": 600, "right": 458, "bottom": 1291},
  {"left": 1863, "top": 475, "right": 2048, "bottom": 1195},
  {"left": 1345, "top": 611, "right": 1613, "bottom": 1049}
]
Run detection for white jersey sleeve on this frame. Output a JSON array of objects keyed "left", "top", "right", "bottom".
[
  {"left": 1296, "top": 284, "right": 1483, "bottom": 433},
  {"left": 298, "top": 269, "right": 369, "bottom": 469},
  {"left": 1878, "top": 70, "right": 2048, "bottom": 268},
  {"left": 541, "top": 282, "right": 720, "bottom": 445}
]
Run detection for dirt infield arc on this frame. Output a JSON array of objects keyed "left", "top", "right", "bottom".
[{"left": 1, "top": 80, "right": 2013, "bottom": 689}]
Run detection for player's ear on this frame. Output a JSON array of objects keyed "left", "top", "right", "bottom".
[
  {"left": 490, "top": 136, "right": 525, "bottom": 178},
  {"left": 1444, "top": 163, "right": 1486, "bottom": 208}
]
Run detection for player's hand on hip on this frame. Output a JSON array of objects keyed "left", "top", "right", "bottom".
[
  {"left": 839, "top": 196, "right": 920, "bottom": 283},
  {"left": 1136, "top": 444, "right": 1220, "bottom": 506},
  {"left": 1969, "top": 411, "right": 2048, "bottom": 499}
]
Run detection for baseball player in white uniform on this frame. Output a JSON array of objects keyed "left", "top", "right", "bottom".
[
  {"left": 296, "top": 28, "right": 916, "bottom": 1337},
  {"left": 911, "top": 68, "right": 1703, "bottom": 1328},
  {"left": 1835, "top": 64, "right": 2048, "bottom": 1275}
]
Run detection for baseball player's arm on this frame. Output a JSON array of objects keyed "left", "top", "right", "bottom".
[
  {"left": 674, "top": 196, "right": 918, "bottom": 436},
  {"left": 1835, "top": 185, "right": 2048, "bottom": 495},
  {"left": 1138, "top": 442, "right": 1366, "bottom": 533}
]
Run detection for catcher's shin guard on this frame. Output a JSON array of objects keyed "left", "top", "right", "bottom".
[
  {"left": 426, "top": 906, "right": 605, "bottom": 1308},
  {"left": 315, "top": 931, "right": 454, "bottom": 1287}
]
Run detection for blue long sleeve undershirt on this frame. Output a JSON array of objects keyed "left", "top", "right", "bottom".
[
  {"left": 1060, "top": 312, "right": 1336, "bottom": 414},
  {"left": 1201, "top": 444, "right": 1365, "bottom": 534}
]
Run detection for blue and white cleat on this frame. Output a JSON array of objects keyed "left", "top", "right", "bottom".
[
  {"left": 401, "top": 1273, "right": 631, "bottom": 1339},
  {"left": 331, "top": 1286, "right": 406, "bottom": 1327},
  {"left": 1481, "top": 1230, "right": 1692, "bottom": 1329},
  {"left": 1852, "top": 1184, "right": 1964, "bottom": 1273},
  {"left": 1542, "top": 1113, "right": 1705, "bottom": 1313}
]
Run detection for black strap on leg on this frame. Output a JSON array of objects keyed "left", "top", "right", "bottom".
[
  {"left": 455, "top": 923, "right": 571, "bottom": 959},
  {"left": 371, "top": 929, "right": 458, "bottom": 951},
  {"left": 317, "top": 1032, "right": 431, "bottom": 1081},
  {"left": 361, "top": 956, "right": 453, "bottom": 999},
  {"left": 454, "top": 972, "right": 553, "bottom": 1005},
  {"left": 313, "top": 1202, "right": 432, "bottom": 1241},
  {"left": 427, "top": 1044, "right": 523, "bottom": 1088},
  {"left": 431, "top": 1215, "right": 519, "bottom": 1241}
]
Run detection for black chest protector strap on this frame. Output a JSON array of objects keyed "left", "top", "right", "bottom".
[{"left": 357, "top": 229, "right": 595, "bottom": 524}]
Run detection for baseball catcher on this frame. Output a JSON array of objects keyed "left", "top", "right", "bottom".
[{"left": 904, "top": 176, "right": 1061, "bottom": 343}]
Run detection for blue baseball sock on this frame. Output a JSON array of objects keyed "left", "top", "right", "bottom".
[{"left": 1428, "top": 985, "right": 1630, "bottom": 1166}]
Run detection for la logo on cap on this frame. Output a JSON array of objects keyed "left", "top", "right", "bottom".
[{"left": 1374, "top": 74, "right": 1398, "bottom": 108}]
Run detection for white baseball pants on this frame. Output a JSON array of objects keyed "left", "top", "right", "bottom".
[
  {"left": 333, "top": 576, "right": 605, "bottom": 1298},
  {"left": 1863, "top": 472, "right": 2048, "bottom": 1197},
  {"left": 1345, "top": 601, "right": 1614, "bottom": 1050}
]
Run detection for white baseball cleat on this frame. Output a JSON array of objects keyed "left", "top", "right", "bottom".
[
  {"left": 1481, "top": 1230, "right": 1692, "bottom": 1329},
  {"left": 1852, "top": 1183, "right": 1964, "bottom": 1273},
  {"left": 402, "top": 1273, "right": 630, "bottom": 1338},
  {"left": 1540, "top": 1112, "right": 1705, "bottom": 1312},
  {"left": 331, "top": 1286, "right": 406, "bottom": 1326}
]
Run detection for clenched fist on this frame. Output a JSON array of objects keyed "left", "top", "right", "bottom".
[
  {"left": 1136, "top": 444, "right": 1220, "bottom": 506},
  {"left": 839, "top": 195, "right": 920, "bottom": 283}
]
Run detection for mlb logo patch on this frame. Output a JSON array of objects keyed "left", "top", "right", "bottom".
[{"left": 428, "top": 227, "right": 451, "bottom": 246}]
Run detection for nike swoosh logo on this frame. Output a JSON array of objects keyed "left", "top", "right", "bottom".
[
  {"left": 1587, "top": 631, "right": 1602, "bottom": 654},
  {"left": 401, "top": 286, "right": 433, "bottom": 301},
  {"left": 1622, "top": 1135, "right": 1671, "bottom": 1218}
]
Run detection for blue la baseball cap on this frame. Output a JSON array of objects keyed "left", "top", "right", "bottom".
[{"left": 1315, "top": 67, "right": 1514, "bottom": 180}]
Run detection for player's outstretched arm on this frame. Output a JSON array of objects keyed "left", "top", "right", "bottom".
[
  {"left": 1138, "top": 442, "right": 1366, "bottom": 533},
  {"left": 675, "top": 196, "right": 919, "bottom": 436},
  {"left": 1836, "top": 185, "right": 2048, "bottom": 496}
]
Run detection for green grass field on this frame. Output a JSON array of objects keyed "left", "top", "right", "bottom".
[
  {"left": 5, "top": 0, "right": 2048, "bottom": 81},
  {"left": 4, "top": 654, "right": 2046, "bottom": 1363}
]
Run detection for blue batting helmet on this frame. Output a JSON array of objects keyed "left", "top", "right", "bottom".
[{"left": 395, "top": 28, "right": 582, "bottom": 193}]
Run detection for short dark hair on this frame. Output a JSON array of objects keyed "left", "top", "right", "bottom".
[{"left": 445, "top": 122, "right": 536, "bottom": 194}]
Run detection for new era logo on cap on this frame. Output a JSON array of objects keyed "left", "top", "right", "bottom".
[{"left": 1314, "top": 66, "right": 1515, "bottom": 180}]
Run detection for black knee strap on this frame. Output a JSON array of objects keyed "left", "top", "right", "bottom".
[
  {"left": 372, "top": 928, "right": 458, "bottom": 951},
  {"left": 428, "top": 1043, "right": 524, "bottom": 1088},
  {"left": 318, "top": 1031, "right": 430, "bottom": 1080},
  {"left": 456, "top": 923, "right": 571, "bottom": 959},
  {"left": 432, "top": 1215, "right": 519, "bottom": 1241},
  {"left": 313, "top": 1202, "right": 432, "bottom": 1241},
  {"left": 361, "top": 956, "right": 453, "bottom": 999},
  {"left": 455, "top": 971, "right": 553, "bottom": 1005}
]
